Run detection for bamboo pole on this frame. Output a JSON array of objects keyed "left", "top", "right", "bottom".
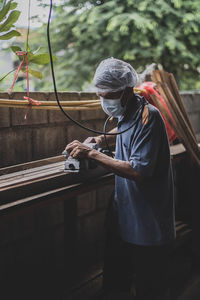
[
  {"left": 151, "top": 70, "right": 200, "bottom": 166},
  {"left": 0, "top": 103, "right": 101, "bottom": 111},
  {"left": 156, "top": 83, "right": 200, "bottom": 166},
  {"left": 0, "top": 87, "right": 145, "bottom": 109},
  {"left": 0, "top": 98, "right": 102, "bottom": 110},
  {"left": 168, "top": 73, "right": 197, "bottom": 141},
  {"left": 157, "top": 82, "right": 197, "bottom": 145},
  {"left": 150, "top": 93, "right": 187, "bottom": 149},
  {"left": 152, "top": 70, "right": 197, "bottom": 142},
  {"left": 152, "top": 93, "right": 200, "bottom": 166},
  {"left": 0, "top": 99, "right": 100, "bottom": 106}
]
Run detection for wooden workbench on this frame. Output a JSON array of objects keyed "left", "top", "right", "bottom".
[{"left": 0, "top": 143, "right": 195, "bottom": 219}]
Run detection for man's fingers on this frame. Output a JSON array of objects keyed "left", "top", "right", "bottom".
[
  {"left": 65, "top": 145, "right": 73, "bottom": 154},
  {"left": 65, "top": 140, "right": 79, "bottom": 153},
  {"left": 71, "top": 149, "right": 81, "bottom": 159},
  {"left": 65, "top": 140, "right": 91, "bottom": 159},
  {"left": 66, "top": 140, "right": 79, "bottom": 147},
  {"left": 69, "top": 146, "right": 79, "bottom": 157}
]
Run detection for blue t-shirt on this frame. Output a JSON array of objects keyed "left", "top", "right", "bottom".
[{"left": 114, "top": 95, "right": 176, "bottom": 246}]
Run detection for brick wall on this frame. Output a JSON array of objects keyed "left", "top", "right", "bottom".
[
  {"left": 0, "top": 91, "right": 199, "bottom": 168},
  {"left": 0, "top": 91, "right": 114, "bottom": 168}
]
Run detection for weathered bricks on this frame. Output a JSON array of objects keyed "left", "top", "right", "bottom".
[
  {"left": 10, "top": 92, "right": 48, "bottom": 125},
  {"left": 0, "top": 93, "right": 10, "bottom": 128},
  {"left": 181, "top": 92, "right": 200, "bottom": 114},
  {"left": 67, "top": 121, "right": 97, "bottom": 143},
  {"left": 188, "top": 112, "right": 200, "bottom": 134},
  {"left": 0, "top": 107, "right": 10, "bottom": 128},
  {"left": 181, "top": 93, "right": 200, "bottom": 136},
  {"left": 48, "top": 92, "right": 80, "bottom": 123},
  {"left": 32, "top": 125, "right": 67, "bottom": 159},
  {"left": 79, "top": 92, "right": 98, "bottom": 100},
  {"left": 80, "top": 109, "right": 105, "bottom": 121},
  {"left": 79, "top": 92, "right": 105, "bottom": 120},
  {"left": 0, "top": 127, "right": 33, "bottom": 167}
]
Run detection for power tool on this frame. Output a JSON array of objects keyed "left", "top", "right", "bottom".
[{"left": 62, "top": 143, "right": 111, "bottom": 173}]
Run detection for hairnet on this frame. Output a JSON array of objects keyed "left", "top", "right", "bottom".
[{"left": 93, "top": 57, "right": 139, "bottom": 93}]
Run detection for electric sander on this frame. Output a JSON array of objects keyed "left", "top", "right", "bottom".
[{"left": 62, "top": 143, "right": 111, "bottom": 173}]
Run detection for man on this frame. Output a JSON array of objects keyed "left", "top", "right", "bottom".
[{"left": 66, "top": 58, "right": 176, "bottom": 300}]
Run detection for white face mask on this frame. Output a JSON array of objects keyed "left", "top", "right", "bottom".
[{"left": 100, "top": 91, "right": 125, "bottom": 118}]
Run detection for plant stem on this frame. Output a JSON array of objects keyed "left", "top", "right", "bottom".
[{"left": 0, "top": 68, "right": 16, "bottom": 82}]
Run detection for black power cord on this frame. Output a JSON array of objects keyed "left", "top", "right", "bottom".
[
  {"left": 47, "top": 0, "right": 143, "bottom": 140},
  {"left": 103, "top": 116, "right": 115, "bottom": 158}
]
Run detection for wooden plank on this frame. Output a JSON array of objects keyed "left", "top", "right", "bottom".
[
  {"left": 0, "top": 161, "right": 64, "bottom": 182},
  {"left": 0, "top": 155, "right": 65, "bottom": 176},
  {"left": 0, "top": 167, "right": 63, "bottom": 189},
  {"left": 0, "top": 171, "right": 64, "bottom": 192}
]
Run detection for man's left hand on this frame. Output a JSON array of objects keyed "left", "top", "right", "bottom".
[{"left": 65, "top": 140, "right": 93, "bottom": 159}]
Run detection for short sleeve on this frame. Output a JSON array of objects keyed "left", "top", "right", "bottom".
[{"left": 129, "top": 110, "right": 162, "bottom": 177}]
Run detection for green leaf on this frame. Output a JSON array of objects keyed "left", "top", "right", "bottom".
[
  {"left": 33, "top": 46, "right": 45, "bottom": 54},
  {"left": 0, "top": 10, "right": 20, "bottom": 32},
  {"left": 9, "top": 2, "right": 17, "bottom": 10},
  {"left": 0, "top": 1, "right": 17, "bottom": 22},
  {"left": 27, "top": 52, "right": 34, "bottom": 61},
  {"left": 28, "top": 69, "right": 43, "bottom": 79},
  {"left": 0, "top": 67, "right": 16, "bottom": 82},
  {"left": 10, "top": 45, "right": 22, "bottom": 53},
  {"left": 29, "top": 53, "right": 56, "bottom": 65},
  {"left": 21, "top": 67, "right": 43, "bottom": 79},
  {"left": 0, "top": 29, "right": 20, "bottom": 39}
]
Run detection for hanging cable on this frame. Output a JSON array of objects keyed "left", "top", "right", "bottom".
[
  {"left": 47, "top": 0, "right": 144, "bottom": 137},
  {"left": 103, "top": 116, "right": 114, "bottom": 158}
]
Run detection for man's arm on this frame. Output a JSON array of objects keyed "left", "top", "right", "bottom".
[
  {"left": 65, "top": 140, "right": 143, "bottom": 183},
  {"left": 88, "top": 149, "right": 143, "bottom": 183}
]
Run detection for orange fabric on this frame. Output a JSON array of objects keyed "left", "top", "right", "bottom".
[{"left": 138, "top": 81, "right": 176, "bottom": 144}]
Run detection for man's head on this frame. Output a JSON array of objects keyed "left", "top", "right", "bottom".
[{"left": 93, "top": 58, "right": 138, "bottom": 117}]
